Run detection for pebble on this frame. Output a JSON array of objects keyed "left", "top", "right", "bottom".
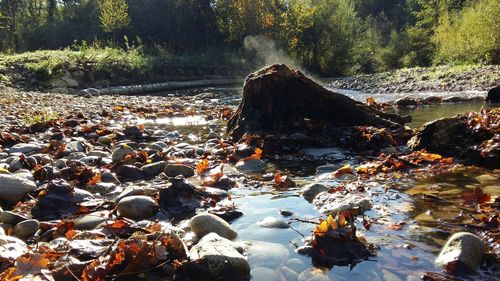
[
  {"left": 245, "top": 240, "right": 290, "bottom": 269},
  {"left": 142, "top": 161, "right": 167, "bottom": 176},
  {"left": 116, "top": 195, "right": 159, "bottom": 220},
  {"left": 189, "top": 233, "right": 250, "bottom": 280},
  {"left": 164, "top": 163, "right": 195, "bottom": 178},
  {"left": 235, "top": 158, "right": 267, "bottom": 174},
  {"left": 301, "top": 183, "right": 329, "bottom": 202},
  {"left": 297, "top": 268, "right": 329, "bottom": 281},
  {"left": 313, "top": 191, "right": 372, "bottom": 214},
  {"left": 190, "top": 212, "right": 237, "bottom": 240},
  {"left": 0, "top": 174, "right": 37, "bottom": 203},
  {"left": 0, "top": 211, "right": 29, "bottom": 225},
  {"left": 9, "top": 143, "right": 43, "bottom": 154},
  {"left": 251, "top": 267, "right": 277, "bottom": 281},
  {"left": 74, "top": 211, "right": 112, "bottom": 230},
  {"left": 13, "top": 219, "right": 40, "bottom": 239},
  {"left": 112, "top": 145, "right": 135, "bottom": 162},
  {"left": 257, "top": 217, "right": 290, "bottom": 229}
]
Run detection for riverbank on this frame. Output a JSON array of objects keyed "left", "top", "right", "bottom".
[
  {"left": 328, "top": 64, "right": 500, "bottom": 94},
  {"left": 0, "top": 48, "right": 250, "bottom": 91}
]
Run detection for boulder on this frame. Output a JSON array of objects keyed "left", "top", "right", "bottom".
[
  {"left": 164, "top": 163, "right": 195, "bottom": 178},
  {"left": 190, "top": 212, "right": 237, "bottom": 240},
  {"left": 227, "top": 64, "right": 403, "bottom": 141},
  {"left": 485, "top": 85, "right": 500, "bottom": 103},
  {"left": 409, "top": 108, "right": 499, "bottom": 168},
  {"left": 187, "top": 233, "right": 250, "bottom": 281},
  {"left": 235, "top": 158, "right": 267, "bottom": 174},
  {"left": 0, "top": 174, "right": 37, "bottom": 203},
  {"left": 435, "top": 232, "right": 484, "bottom": 272},
  {"left": 301, "top": 183, "right": 329, "bottom": 202}
]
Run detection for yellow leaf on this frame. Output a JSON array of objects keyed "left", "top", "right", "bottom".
[{"left": 319, "top": 220, "right": 328, "bottom": 233}]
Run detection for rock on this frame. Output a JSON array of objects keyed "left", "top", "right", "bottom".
[
  {"left": 142, "top": 161, "right": 167, "bottom": 176},
  {"left": 227, "top": 64, "right": 402, "bottom": 141},
  {"left": 52, "top": 87, "right": 69, "bottom": 94},
  {"left": 164, "top": 163, "right": 195, "bottom": 178},
  {"left": 286, "top": 258, "right": 307, "bottom": 273},
  {"left": 0, "top": 235, "right": 28, "bottom": 260},
  {"left": 188, "top": 233, "right": 250, "bottom": 281},
  {"left": 312, "top": 192, "right": 372, "bottom": 214},
  {"left": 408, "top": 109, "right": 499, "bottom": 168},
  {"left": 257, "top": 217, "right": 290, "bottom": 229},
  {"left": 190, "top": 212, "right": 237, "bottom": 240},
  {"left": 395, "top": 97, "right": 418, "bottom": 108},
  {"left": 301, "top": 183, "right": 329, "bottom": 202},
  {"left": 486, "top": 85, "right": 500, "bottom": 103},
  {"left": 64, "top": 140, "right": 86, "bottom": 154},
  {"left": 9, "top": 143, "right": 43, "bottom": 154},
  {"left": 235, "top": 158, "right": 267, "bottom": 174},
  {"left": 251, "top": 267, "right": 277, "bottom": 281},
  {"left": 0, "top": 211, "right": 29, "bottom": 225},
  {"left": 149, "top": 141, "right": 168, "bottom": 151},
  {"left": 435, "top": 232, "right": 484, "bottom": 272},
  {"left": 280, "top": 266, "right": 299, "bottom": 281},
  {"left": 245, "top": 240, "right": 290, "bottom": 269},
  {"left": 116, "top": 165, "right": 150, "bottom": 181},
  {"left": 0, "top": 174, "right": 37, "bottom": 203},
  {"left": 112, "top": 145, "right": 135, "bottom": 162},
  {"left": 74, "top": 211, "right": 111, "bottom": 230},
  {"left": 97, "top": 136, "right": 112, "bottom": 146},
  {"left": 475, "top": 174, "right": 498, "bottom": 184},
  {"left": 159, "top": 177, "right": 201, "bottom": 215},
  {"left": 297, "top": 268, "right": 329, "bottom": 281},
  {"left": 13, "top": 219, "right": 39, "bottom": 239},
  {"left": 116, "top": 195, "right": 158, "bottom": 221}
]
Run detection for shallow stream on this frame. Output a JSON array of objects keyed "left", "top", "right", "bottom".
[{"left": 153, "top": 86, "right": 498, "bottom": 281}]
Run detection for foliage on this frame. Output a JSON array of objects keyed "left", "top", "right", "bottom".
[
  {"left": 0, "top": 0, "right": 497, "bottom": 76},
  {"left": 98, "top": 0, "right": 131, "bottom": 33},
  {"left": 433, "top": 0, "right": 500, "bottom": 64},
  {"left": 23, "top": 109, "right": 58, "bottom": 126}
]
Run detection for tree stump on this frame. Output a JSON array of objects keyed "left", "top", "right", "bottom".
[{"left": 227, "top": 64, "right": 404, "bottom": 141}]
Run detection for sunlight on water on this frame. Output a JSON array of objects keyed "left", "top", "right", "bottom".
[{"left": 141, "top": 115, "right": 208, "bottom": 127}]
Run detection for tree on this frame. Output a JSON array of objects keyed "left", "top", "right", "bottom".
[{"left": 98, "top": 0, "right": 130, "bottom": 33}]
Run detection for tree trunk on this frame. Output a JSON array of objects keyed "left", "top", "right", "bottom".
[{"left": 227, "top": 64, "right": 405, "bottom": 141}]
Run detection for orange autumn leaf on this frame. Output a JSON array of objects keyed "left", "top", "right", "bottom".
[
  {"left": 274, "top": 172, "right": 282, "bottom": 185},
  {"left": 461, "top": 187, "right": 491, "bottom": 205},
  {"left": 87, "top": 173, "right": 101, "bottom": 186},
  {"left": 251, "top": 148, "right": 262, "bottom": 159},
  {"left": 196, "top": 159, "right": 210, "bottom": 175}
]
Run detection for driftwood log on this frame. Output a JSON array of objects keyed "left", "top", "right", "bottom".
[{"left": 227, "top": 64, "right": 406, "bottom": 141}]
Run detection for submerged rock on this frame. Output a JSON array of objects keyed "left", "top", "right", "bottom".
[
  {"left": 0, "top": 174, "right": 37, "bottom": 203},
  {"left": 313, "top": 192, "right": 372, "bottom": 214},
  {"left": 257, "top": 217, "right": 290, "bottom": 229},
  {"left": 190, "top": 212, "right": 237, "bottom": 240},
  {"left": 435, "top": 232, "right": 484, "bottom": 273},
  {"left": 245, "top": 240, "right": 290, "bottom": 269},
  {"left": 186, "top": 233, "right": 250, "bottom": 281}
]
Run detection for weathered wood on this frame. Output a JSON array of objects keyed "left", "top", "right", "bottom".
[
  {"left": 81, "top": 78, "right": 243, "bottom": 96},
  {"left": 227, "top": 64, "right": 404, "bottom": 140}
]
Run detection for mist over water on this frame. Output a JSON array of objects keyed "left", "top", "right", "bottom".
[{"left": 243, "top": 35, "right": 319, "bottom": 81}]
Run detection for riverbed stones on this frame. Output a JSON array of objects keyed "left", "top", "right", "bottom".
[
  {"left": 302, "top": 183, "right": 329, "bottom": 202},
  {"left": 74, "top": 211, "right": 112, "bottom": 230},
  {"left": 9, "top": 143, "right": 43, "bottom": 154},
  {"left": 112, "top": 145, "right": 135, "bottom": 162},
  {"left": 13, "top": 219, "right": 39, "bottom": 239},
  {"left": 0, "top": 211, "right": 29, "bottom": 225},
  {"left": 0, "top": 174, "right": 37, "bottom": 203},
  {"left": 395, "top": 97, "right": 418, "bottom": 108},
  {"left": 0, "top": 235, "right": 28, "bottom": 260},
  {"left": 188, "top": 233, "right": 250, "bottom": 281},
  {"left": 245, "top": 240, "right": 290, "bottom": 269},
  {"left": 297, "top": 268, "right": 329, "bottom": 281},
  {"left": 257, "top": 217, "right": 290, "bottom": 229},
  {"left": 235, "top": 158, "right": 267, "bottom": 174},
  {"left": 190, "top": 212, "right": 237, "bottom": 240},
  {"left": 142, "top": 161, "right": 167, "bottom": 176},
  {"left": 312, "top": 191, "right": 372, "bottom": 214},
  {"left": 116, "top": 195, "right": 158, "bottom": 220},
  {"left": 164, "top": 163, "right": 195, "bottom": 178},
  {"left": 435, "top": 232, "right": 485, "bottom": 272}
]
